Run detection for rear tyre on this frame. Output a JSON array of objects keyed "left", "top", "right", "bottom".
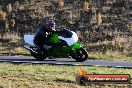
[
  {"left": 30, "top": 51, "right": 47, "bottom": 61},
  {"left": 70, "top": 48, "right": 88, "bottom": 62}
]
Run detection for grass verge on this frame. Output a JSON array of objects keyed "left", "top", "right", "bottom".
[
  {"left": 0, "top": 46, "right": 132, "bottom": 61},
  {"left": 0, "top": 63, "right": 131, "bottom": 88},
  {"left": 89, "top": 51, "right": 132, "bottom": 61}
]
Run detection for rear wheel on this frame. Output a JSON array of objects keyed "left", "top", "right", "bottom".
[
  {"left": 70, "top": 48, "right": 88, "bottom": 62},
  {"left": 30, "top": 51, "right": 47, "bottom": 61}
]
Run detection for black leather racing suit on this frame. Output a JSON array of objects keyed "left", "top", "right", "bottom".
[{"left": 33, "top": 26, "right": 53, "bottom": 49}]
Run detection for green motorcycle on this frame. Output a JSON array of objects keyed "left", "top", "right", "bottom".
[{"left": 24, "top": 29, "right": 88, "bottom": 62}]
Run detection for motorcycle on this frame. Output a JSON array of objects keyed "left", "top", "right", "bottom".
[{"left": 24, "top": 28, "right": 88, "bottom": 62}]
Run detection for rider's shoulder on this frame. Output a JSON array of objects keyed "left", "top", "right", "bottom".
[
  {"left": 36, "top": 26, "right": 45, "bottom": 31},
  {"left": 35, "top": 29, "right": 40, "bottom": 33},
  {"left": 35, "top": 29, "right": 42, "bottom": 34}
]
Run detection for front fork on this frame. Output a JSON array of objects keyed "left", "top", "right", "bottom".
[{"left": 70, "top": 43, "right": 82, "bottom": 56}]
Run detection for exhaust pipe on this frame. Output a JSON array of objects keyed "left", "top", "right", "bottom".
[{"left": 24, "top": 45, "right": 37, "bottom": 54}]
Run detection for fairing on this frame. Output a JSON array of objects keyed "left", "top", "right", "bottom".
[
  {"left": 24, "top": 35, "right": 35, "bottom": 46},
  {"left": 58, "top": 31, "right": 78, "bottom": 46},
  {"left": 24, "top": 29, "right": 78, "bottom": 49}
]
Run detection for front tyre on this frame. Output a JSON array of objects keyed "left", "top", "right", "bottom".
[
  {"left": 70, "top": 48, "right": 88, "bottom": 62},
  {"left": 30, "top": 51, "right": 47, "bottom": 61}
]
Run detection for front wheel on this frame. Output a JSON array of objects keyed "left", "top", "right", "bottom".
[
  {"left": 70, "top": 48, "right": 88, "bottom": 62},
  {"left": 30, "top": 51, "right": 47, "bottom": 61}
]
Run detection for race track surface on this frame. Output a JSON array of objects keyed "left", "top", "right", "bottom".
[{"left": 0, "top": 56, "right": 132, "bottom": 68}]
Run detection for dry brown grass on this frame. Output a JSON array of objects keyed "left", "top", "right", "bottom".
[
  {"left": 113, "top": 36, "right": 132, "bottom": 51},
  {"left": 0, "top": 32, "right": 20, "bottom": 42},
  {"left": 12, "top": 47, "right": 29, "bottom": 54},
  {"left": 0, "top": 46, "right": 29, "bottom": 55}
]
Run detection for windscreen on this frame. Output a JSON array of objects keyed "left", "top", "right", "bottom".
[{"left": 58, "top": 29, "right": 73, "bottom": 38}]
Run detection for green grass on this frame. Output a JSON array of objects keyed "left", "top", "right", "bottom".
[{"left": 0, "top": 63, "right": 132, "bottom": 88}]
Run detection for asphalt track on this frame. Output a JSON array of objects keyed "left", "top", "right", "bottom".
[{"left": 0, "top": 56, "right": 132, "bottom": 68}]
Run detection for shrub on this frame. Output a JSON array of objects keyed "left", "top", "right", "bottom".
[
  {"left": 0, "top": 10, "right": 6, "bottom": 21},
  {"left": 10, "top": 19, "right": 15, "bottom": 28},
  {"left": 6, "top": 4, "right": 13, "bottom": 13},
  {"left": 90, "top": 4, "right": 96, "bottom": 13},
  {"left": 97, "top": 12, "right": 102, "bottom": 26},
  {"left": 5, "top": 20, "right": 9, "bottom": 29},
  {"left": 83, "top": 1, "right": 89, "bottom": 12},
  {"left": 14, "top": 1, "right": 19, "bottom": 11},
  {"left": 59, "top": 0, "right": 64, "bottom": 8}
]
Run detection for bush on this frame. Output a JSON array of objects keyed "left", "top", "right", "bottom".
[
  {"left": 6, "top": 4, "right": 13, "bottom": 13},
  {"left": 59, "top": 0, "right": 64, "bottom": 8},
  {"left": 97, "top": 12, "right": 102, "bottom": 26},
  {"left": 0, "top": 10, "right": 6, "bottom": 21},
  {"left": 83, "top": 1, "right": 89, "bottom": 12}
]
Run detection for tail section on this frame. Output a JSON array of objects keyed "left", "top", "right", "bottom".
[{"left": 24, "top": 35, "right": 35, "bottom": 46}]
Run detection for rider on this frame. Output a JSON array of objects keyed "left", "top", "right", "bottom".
[{"left": 33, "top": 19, "right": 56, "bottom": 51}]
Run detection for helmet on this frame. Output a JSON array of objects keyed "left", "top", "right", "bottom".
[{"left": 44, "top": 19, "right": 55, "bottom": 30}]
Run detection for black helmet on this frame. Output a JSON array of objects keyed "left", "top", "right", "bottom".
[{"left": 44, "top": 19, "right": 55, "bottom": 28}]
